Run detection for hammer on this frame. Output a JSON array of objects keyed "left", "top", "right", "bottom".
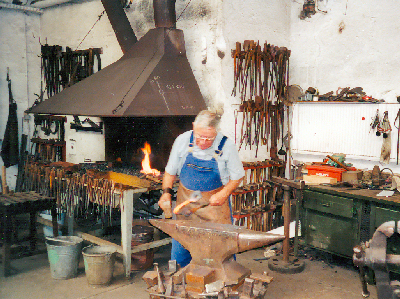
[{"left": 173, "top": 191, "right": 208, "bottom": 217}]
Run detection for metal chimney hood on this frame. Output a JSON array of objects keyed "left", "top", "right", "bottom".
[{"left": 28, "top": 0, "right": 206, "bottom": 117}]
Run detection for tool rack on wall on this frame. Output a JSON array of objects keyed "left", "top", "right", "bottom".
[
  {"left": 232, "top": 160, "right": 284, "bottom": 232},
  {"left": 30, "top": 115, "right": 66, "bottom": 163}
]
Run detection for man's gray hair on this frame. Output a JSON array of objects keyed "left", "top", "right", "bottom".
[{"left": 193, "top": 110, "right": 221, "bottom": 130}]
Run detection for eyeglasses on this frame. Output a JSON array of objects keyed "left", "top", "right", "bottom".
[{"left": 195, "top": 134, "right": 216, "bottom": 142}]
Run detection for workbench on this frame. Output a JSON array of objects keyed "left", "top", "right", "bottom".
[
  {"left": 0, "top": 191, "right": 58, "bottom": 277},
  {"left": 36, "top": 187, "right": 172, "bottom": 278},
  {"left": 301, "top": 185, "right": 400, "bottom": 259},
  {"left": 23, "top": 162, "right": 171, "bottom": 278}
]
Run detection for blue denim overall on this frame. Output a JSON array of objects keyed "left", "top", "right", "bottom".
[{"left": 171, "top": 132, "right": 228, "bottom": 267}]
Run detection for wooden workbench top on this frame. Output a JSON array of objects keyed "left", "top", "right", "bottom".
[{"left": 306, "top": 185, "right": 400, "bottom": 207}]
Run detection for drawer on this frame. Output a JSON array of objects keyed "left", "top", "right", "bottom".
[
  {"left": 303, "top": 190, "right": 354, "bottom": 218},
  {"left": 304, "top": 209, "right": 358, "bottom": 257},
  {"left": 373, "top": 206, "right": 400, "bottom": 229}
]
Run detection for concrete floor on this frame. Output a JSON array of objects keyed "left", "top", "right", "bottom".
[{"left": 0, "top": 239, "right": 379, "bottom": 299}]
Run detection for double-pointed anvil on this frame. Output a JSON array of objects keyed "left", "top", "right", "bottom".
[{"left": 149, "top": 219, "right": 285, "bottom": 285}]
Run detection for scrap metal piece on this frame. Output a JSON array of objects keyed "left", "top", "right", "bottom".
[
  {"left": 205, "top": 280, "right": 225, "bottom": 293},
  {"left": 154, "top": 263, "right": 165, "bottom": 294},
  {"left": 165, "top": 277, "right": 175, "bottom": 296},
  {"left": 242, "top": 278, "right": 255, "bottom": 297}
]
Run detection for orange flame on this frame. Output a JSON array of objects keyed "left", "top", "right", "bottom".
[{"left": 140, "top": 142, "right": 160, "bottom": 176}]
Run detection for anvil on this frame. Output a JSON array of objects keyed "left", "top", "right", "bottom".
[{"left": 149, "top": 219, "right": 284, "bottom": 286}]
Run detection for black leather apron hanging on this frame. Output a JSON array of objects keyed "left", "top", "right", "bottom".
[{"left": 1, "top": 70, "right": 19, "bottom": 168}]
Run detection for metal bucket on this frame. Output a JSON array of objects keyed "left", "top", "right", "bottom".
[
  {"left": 131, "top": 225, "right": 154, "bottom": 271},
  {"left": 82, "top": 245, "right": 116, "bottom": 286},
  {"left": 46, "top": 236, "right": 83, "bottom": 279}
]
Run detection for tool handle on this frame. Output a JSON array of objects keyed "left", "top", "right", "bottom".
[
  {"left": 326, "top": 155, "right": 351, "bottom": 171},
  {"left": 189, "top": 203, "right": 209, "bottom": 214}
]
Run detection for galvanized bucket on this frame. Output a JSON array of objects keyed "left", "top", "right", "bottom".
[
  {"left": 82, "top": 245, "right": 116, "bottom": 286},
  {"left": 46, "top": 236, "right": 83, "bottom": 279}
]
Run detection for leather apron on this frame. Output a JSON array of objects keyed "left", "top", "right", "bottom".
[
  {"left": 176, "top": 132, "right": 231, "bottom": 224},
  {"left": 171, "top": 132, "right": 232, "bottom": 267}
]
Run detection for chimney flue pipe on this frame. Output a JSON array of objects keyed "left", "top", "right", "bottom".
[{"left": 153, "top": 0, "right": 176, "bottom": 28}]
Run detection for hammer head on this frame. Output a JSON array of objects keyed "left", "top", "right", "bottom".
[{"left": 173, "top": 191, "right": 206, "bottom": 216}]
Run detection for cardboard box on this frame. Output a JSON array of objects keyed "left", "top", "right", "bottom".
[{"left": 342, "top": 170, "right": 363, "bottom": 182}]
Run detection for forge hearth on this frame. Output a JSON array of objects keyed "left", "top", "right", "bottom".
[{"left": 103, "top": 116, "right": 194, "bottom": 171}]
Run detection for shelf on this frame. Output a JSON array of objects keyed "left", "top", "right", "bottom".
[
  {"left": 233, "top": 207, "right": 275, "bottom": 219},
  {"left": 232, "top": 185, "right": 270, "bottom": 195},
  {"left": 294, "top": 101, "right": 388, "bottom": 104}
]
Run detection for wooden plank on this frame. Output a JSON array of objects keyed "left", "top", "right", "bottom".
[
  {"left": 303, "top": 175, "right": 337, "bottom": 185},
  {"left": 271, "top": 176, "right": 305, "bottom": 190},
  {"left": 20, "top": 192, "right": 41, "bottom": 201},
  {"left": 2, "top": 194, "right": 26, "bottom": 203},
  {"left": 105, "top": 171, "right": 151, "bottom": 188},
  {"left": 130, "top": 237, "right": 172, "bottom": 254},
  {"left": 0, "top": 197, "right": 14, "bottom": 206},
  {"left": 76, "top": 232, "right": 123, "bottom": 254}
]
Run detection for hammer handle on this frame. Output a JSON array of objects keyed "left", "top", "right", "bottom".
[{"left": 326, "top": 155, "right": 351, "bottom": 171}]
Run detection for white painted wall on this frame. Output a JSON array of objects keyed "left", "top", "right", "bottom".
[
  {"left": 0, "top": 7, "right": 41, "bottom": 189},
  {"left": 0, "top": 0, "right": 290, "bottom": 174},
  {"left": 65, "top": 115, "right": 105, "bottom": 164},
  {"left": 10, "top": 0, "right": 400, "bottom": 187},
  {"left": 289, "top": 0, "right": 400, "bottom": 174}
]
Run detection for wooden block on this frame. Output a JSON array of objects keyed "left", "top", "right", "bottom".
[
  {"left": 342, "top": 170, "right": 363, "bottom": 182},
  {"left": 185, "top": 267, "right": 215, "bottom": 293},
  {"left": 172, "top": 267, "right": 186, "bottom": 285},
  {"left": 303, "top": 175, "right": 337, "bottom": 185},
  {"left": 250, "top": 272, "right": 274, "bottom": 284},
  {"left": 242, "top": 277, "right": 254, "bottom": 297},
  {"left": 142, "top": 270, "right": 158, "bottom": 287}
]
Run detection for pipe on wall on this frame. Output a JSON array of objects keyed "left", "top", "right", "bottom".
[{"left": 0, "top": 2, "right": 43, "bottom": 14}]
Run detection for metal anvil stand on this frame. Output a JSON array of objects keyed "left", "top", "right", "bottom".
[{"left": 267, "top": 176, "right": 305, "bottom": 274}]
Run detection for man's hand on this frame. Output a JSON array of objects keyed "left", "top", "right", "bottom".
[
  {"left": 158, "top": 193, "right": 172, "bottom": 208},
  {"left": 159, "top": 172, "right": 176, "bottom": 218},
  {"left": 208, "top": 178, "right": 243, "bottom": 206},
  {"left": 158, "top": 193, "right": 172, "bottom": 218},
  {"left": 209, "top": 191, "right": 228, "bottom": 206}
]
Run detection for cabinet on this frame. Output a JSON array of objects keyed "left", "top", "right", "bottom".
[
  {"left": 302, "top": 190, "right": 362, "bottom": 257},
  {"left": 302, "top": 186, "right": 400, "bottom": 259}
]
